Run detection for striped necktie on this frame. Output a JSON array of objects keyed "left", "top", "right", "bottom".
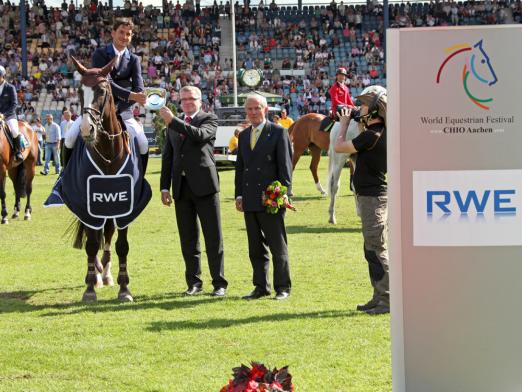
[{"left": 250, "top": 126, "right": 262, "bottom": 150}]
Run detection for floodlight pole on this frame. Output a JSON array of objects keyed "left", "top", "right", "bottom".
[
  {"left": 231, "top": 2, "right": 238, "bottom": 107},
  {"left": 20, "top": 0, "right": 28, "bottom": 78}
]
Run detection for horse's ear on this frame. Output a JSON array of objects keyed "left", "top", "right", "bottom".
[
  {"left": 71, "top": 56, "right": 87, "bottom": 75},
  {"left": 100, "top": 57, "right": 117, "bottom": 77}
]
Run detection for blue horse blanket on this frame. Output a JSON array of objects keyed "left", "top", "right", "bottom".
[{"left": 44, "top": 137, "right": 151, "bottom": 230}]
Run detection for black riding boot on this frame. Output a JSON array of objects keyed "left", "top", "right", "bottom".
[
  {"left": 13, "top": 135, "right": 23, "bottom": 162},
  {"left": 62, "top": 146, "right": 73, "bottom": 169},
  {"left": 140, "top": 152, "right": 149, "bottom": 175}
]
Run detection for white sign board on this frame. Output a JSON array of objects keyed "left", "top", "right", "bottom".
[{"left": 388, "top": 25, "right": 522, "bottom": 392}]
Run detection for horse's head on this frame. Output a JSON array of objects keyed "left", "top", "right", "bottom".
[
  {"left": 471, "top": 40, "right": 498, "bottom": 86},
  {"left": 71, "top": 56, "right": 117, "bottom": 144}
]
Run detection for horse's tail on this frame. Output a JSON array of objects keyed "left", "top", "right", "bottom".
[
  {"left": 14, "top": 163, "right": 27, "bottom": 198},
  {"left": 72, "top": 220, "right": 104, "bottom": 249}
]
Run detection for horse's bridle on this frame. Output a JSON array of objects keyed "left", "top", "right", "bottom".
[{"left": 81, "top": 78, "right": 127, "bottom": 164}]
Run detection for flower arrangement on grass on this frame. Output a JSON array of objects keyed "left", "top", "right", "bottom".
[
  {"left": 220, "top": 362, "right": 294, "bottom": 392},
  {"left": 262, "top": 181, "right": 296, "bottom": 214}
]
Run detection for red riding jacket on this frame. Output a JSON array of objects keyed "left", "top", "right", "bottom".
[{"left": 329, "top": 82, "right": 354, "bottom": 115}]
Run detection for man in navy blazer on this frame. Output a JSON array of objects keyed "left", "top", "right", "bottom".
[
  {"left": 159, "top": 86, "right": 228, "bottom": 297},
  {"left": 64, "top": 18, "right": 149, "bottom": 170},
  {"left": 0, "top": 65, "right": 23, "bottom": 162},
  {"left": 235, "top": 94, "right": 293, "bottom": 300}
]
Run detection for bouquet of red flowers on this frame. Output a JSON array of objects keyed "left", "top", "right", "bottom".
[
  {"left": 262, "top": 181, "right": 296, "bottom": 214},
  {"left": 220, "top": 362, "right": 294, "bottom": 392}
]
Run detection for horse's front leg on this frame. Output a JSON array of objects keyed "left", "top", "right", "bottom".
[
  {"left": 0, "top": 174, "right": 7, "bottom": 224},
  {"left": 328, "top": 156, "right": 346, "bottom": 225},
  {"left": 24, "top": 162, "right": 34, "bottom": 221},
  {"left": 309, "top": 144, "right": 326, "bottom": 195},
  {"left": 116, "top": 228, "right": 133, "bottom": 302},
  {"left": 11, "top": 196, "right": 20, "bottom": 219},
  {"left": 101, "top": 220, "right": 115, "bottom": 286},
  {"left": 83, "top": 228, "right": 101, "bottom": 301}
]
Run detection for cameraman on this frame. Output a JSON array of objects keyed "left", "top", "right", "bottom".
[{"left": 334, "top": 89, "right": 389, "bottom": 315}]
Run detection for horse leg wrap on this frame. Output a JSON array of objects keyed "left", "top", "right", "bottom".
[
  {"left": 85, "top": 259, "right": 98, "bottom": 285},
  {"left": 117, "top": 261, "right": 129, "bottom": 285}
]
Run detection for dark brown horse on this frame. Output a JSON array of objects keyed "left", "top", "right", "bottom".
[
  {"left": 70, "top": 56, "right": 134, "bottom": 302},
  {"left": 0, "top": 119, "right": 38, "bottom": 224},
  {"left": 288, "top": 113, "right": 330, "bottom": 195}
]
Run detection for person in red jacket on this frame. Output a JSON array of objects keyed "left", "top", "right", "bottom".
[{"left": 329, "top": 67, "right": 354, "bottom": 117}]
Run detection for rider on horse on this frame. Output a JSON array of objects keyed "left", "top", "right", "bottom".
[
  {"left": 320, "top": 67, "right": 355, "bottom": 133},
  {"left": 64, "top": 18, "right": 148, "bottom": 171},
  {"left": 0, "top": 65, "right": 23, "bottom": 162},
  {"left": 329, "top": 67, "right": 355, "bottom": 118}
]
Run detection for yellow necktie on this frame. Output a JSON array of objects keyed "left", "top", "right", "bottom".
[{"left": 251, "top": 127, "right": 261, "bottom": 150}]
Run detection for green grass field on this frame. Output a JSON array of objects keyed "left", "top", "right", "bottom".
[{"left": 0, "top": 156, "right": 391, "bottom": 392}]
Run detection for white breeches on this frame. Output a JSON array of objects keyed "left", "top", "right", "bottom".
[
  {"left": 65, "top": 115, "right": 149, "bottom": 154},
  {"left": 6, "top": 118, "right": 20, "bottom": 138}
]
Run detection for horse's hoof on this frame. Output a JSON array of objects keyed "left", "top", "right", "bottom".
[
  {"left": 321, "top": 191, "right": 327, "bottom": 196},
  {"left": 118, "top": 290, "right": 133, "bottom": 302},
  {"left": 24, "top": 214, "right": 31, "bottom": 221},
  {"left": 82, "top": 290, "right": 97, "bottom": 302},
  {"left": 11, "top": 213, "right": 19, "bottom": 219},
  {"left": 95, "top": 273, "right": 103, "bottom": 289},
  {"left": 103, "top": 275, "right": 114, "bottom": 287},
  {"left": 1, "top": 218, "right": 7, "bottom": 225},
  {"left": 328, "top": 218, "right": 337, "bottom": 225}
]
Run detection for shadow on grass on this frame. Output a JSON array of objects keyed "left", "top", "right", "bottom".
[
  {"left": 0, "top": 286, "right": 240, "bottom": 316},
  {"left": 286, "top": 225, "right": 361, "bottom": 234},
  {"left": 146, "top": 309, "right": 360, "bottom": 331},
  {"left": 290, "top": 194, "right": 354, "bottom": 201}
]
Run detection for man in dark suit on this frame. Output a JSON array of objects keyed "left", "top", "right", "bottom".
[
  {"left": 64, "top": 18, "right": 149, "bottom": 171},
  {"left": 159, "top": 86, "right": 228, "bottom": 297},
  {"left": 0, "top": 65, "right": 23, "bottom": 162},
  {"left": 235, "top": 94, "right": 293, "bottom": 300}
]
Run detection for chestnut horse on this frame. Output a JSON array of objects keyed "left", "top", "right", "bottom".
[
  {"left": 288, "top": 114, "right": 356, "bottom": 224},
  {"left": 70, "top": 56, "right": 135, "bottom": 302},
  {"left": 288, "top": 113, "right": 330, "bottom": 195},
  {"left": 0, "top": 119, "right": 38, "bottom": 224},
  {"left": 288, "top": 85, "right": 387, "bottom": 224}
]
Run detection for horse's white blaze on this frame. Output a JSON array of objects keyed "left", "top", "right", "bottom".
[{"left": 80, "top": 86, "right": 95, "bottom": 136}]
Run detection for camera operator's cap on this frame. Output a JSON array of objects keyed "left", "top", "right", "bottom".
[
  {"left": 0, "top": 65, "right": 6, "bottom": 77},
  {"left": 144, "top": 87, "right": 167, "bottom": 111},
  {"left": 336, "top": 67, "right": 349, "bottom": 76}
]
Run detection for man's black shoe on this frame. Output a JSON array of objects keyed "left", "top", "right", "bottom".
[
  {"left": 274, "top": 291, "right": 290, "bottom": 300},
  {"left": 184, "top": 286, "right": 203, "bottom": 296},
  {"left": 211, "top": 288, "right": 226, "bottom": 297},
  {"left": 40, "top": 171, "right": 48, "bottom": 176},
  {"left": 242, "top": 290, "right": 270, "bottom": 300}
]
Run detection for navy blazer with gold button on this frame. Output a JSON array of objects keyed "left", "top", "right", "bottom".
[
  {"left": 0, "top": 82, "right": 18, "bottom": 119},
  {"left": 235, "top": 121, "right": 293, "bottom": 212},
  {"left": 92, "top": 45, "right": 144, "bottom": 114}
]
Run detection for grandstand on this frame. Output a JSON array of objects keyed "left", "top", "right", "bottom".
[{"left": 1, "top": 0, "right": 519, "bottom": 141}]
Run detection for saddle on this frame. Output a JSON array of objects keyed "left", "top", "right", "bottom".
[
  {"left": 319, "top": 116, "right": 335, "bottom": 133},
  {"left": 1, "top": 120, "right": 31, "bottom": 161}
]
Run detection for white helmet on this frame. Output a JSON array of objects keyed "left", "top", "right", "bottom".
[{"left": 0, "top": 65, "right": 6, "bottom": 77}]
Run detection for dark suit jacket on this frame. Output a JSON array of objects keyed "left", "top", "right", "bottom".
[
  {"left": 92, "top": 45, "right": 144, "bottom": 114},
  {"left": 235, "top": 121, "right": 293, "bottom": 212},
  {"left": 160, "top": 111, "right": 220, "bottom": 200},
  {"left": 0, "top": 82, "right": 17, "bottom": 119}
]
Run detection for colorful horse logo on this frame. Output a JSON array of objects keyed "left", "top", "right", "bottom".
[{"left": 436, "top": 39, "right": 498, "bottom": 110}]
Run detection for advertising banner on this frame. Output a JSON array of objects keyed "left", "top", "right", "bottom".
[{"left": 388, "top": 26, "right": 522, "bottom": 392}]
